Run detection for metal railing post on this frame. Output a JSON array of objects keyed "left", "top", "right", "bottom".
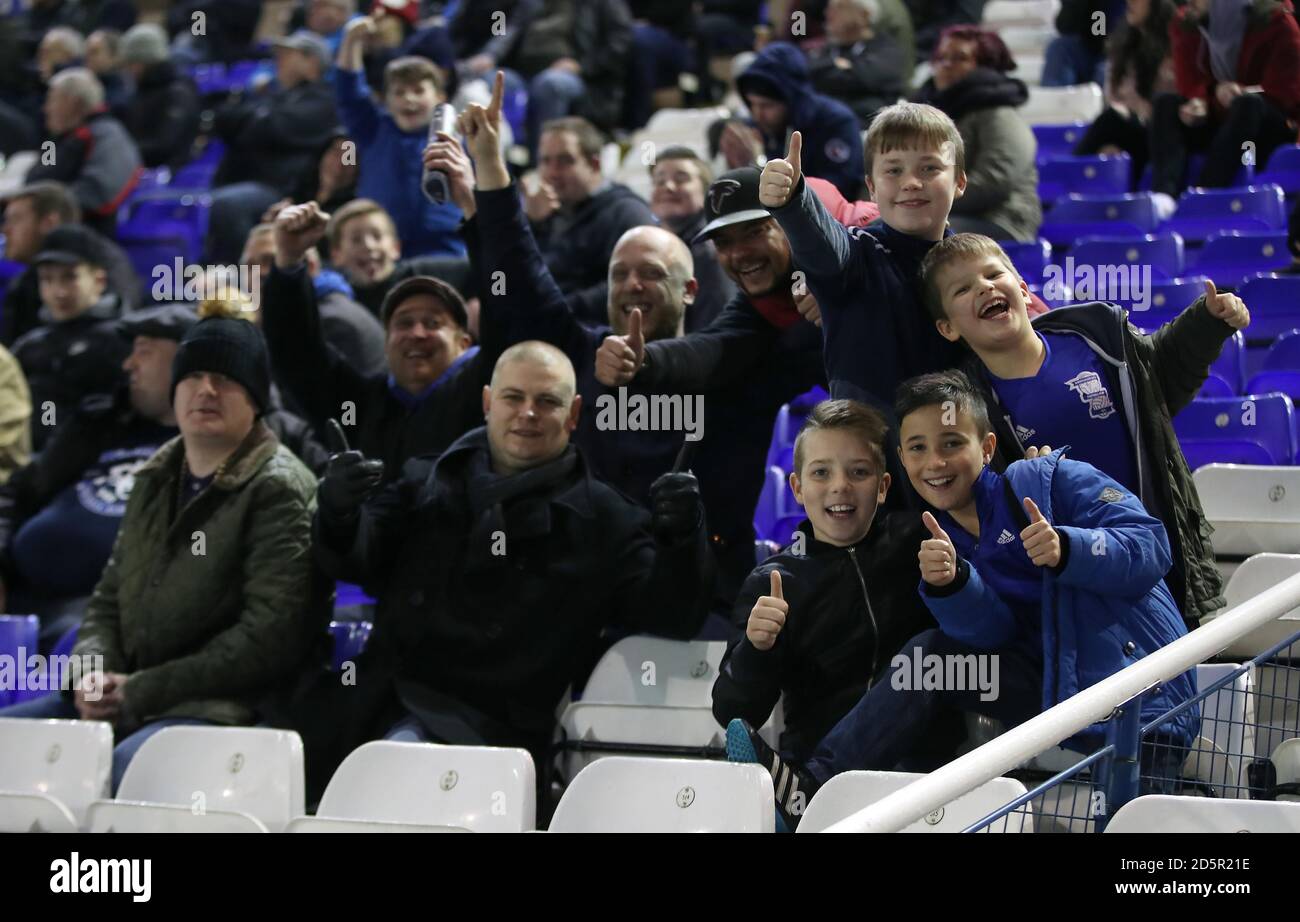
[{"left": 1097, "top": 696, "right": 1144, "bottom": 832}]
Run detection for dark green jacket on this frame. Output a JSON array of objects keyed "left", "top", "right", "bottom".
[
  {"left": 73, "top": 421, "right": 322, "bottom": 727},
  {"left": 968, "top": 298, "right": 1231, "bottom": 626}
]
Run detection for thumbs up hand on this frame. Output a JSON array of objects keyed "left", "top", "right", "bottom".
[
  {"left": 747, "top": 569, "right": 789, "bottom": 651},
  {"left": 319, "top": 419, "right": 385, "bottom": 523},
  {"left": 919, "top": 511, "right": 959, "bottom": 587},
  {"left": 595, "top": 307, "right": 646, "bottom": 386},
  {"left": 759, "top": 130, "right": 803, "bottom": 208},
  {"left": 1020, "top": 497, "right": 1062, "bottom": 568},
  {"left": 1202, "top": 279, "right": 1250, "bottom": 330}
]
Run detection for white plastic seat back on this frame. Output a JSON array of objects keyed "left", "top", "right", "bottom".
[
  {"left": 1214, "top": 553, "right": 1300, "bottom": 658},
  {"left": 1272, "top": 738, "right": 1300, "bottom": 802},
  {"left": 0, "top": 792, "right": 78, "bottom": 832},
  {"left": 1022, "top": 85, "right": 1105, "bottom": 125},
  {"left": 995, "top": 26, "right": 1059, "bottom": 55},
  {"left": 0, "top": 717, "right": 112, "bottom": 823},
  {"left": 798, "top": 771, "right": 1031, "bottom": 833},
  {"left": 85, "top": 800, "right": 268, "bottom": 832},
  {"left": 549, "top": 757, "right": 774, "bottom": 832},
  {"left": 1106, "top": 794, "right": 1300, "bottom": 832},
  {"left": 1193, "top": 466, "right": 1300, "bottom": 556},
  {"left": 116, "top": 726, "right": 304, "bottom": 832},
  {"left": 315, "top": 741, "right": 535, "bottom": 832},
  {"left": 982, "top": 0, "right": 1060, "bottom": 27},
  {"left": 557, "top": 702, "right": 726, "bottom": 779},
  {"left": 581, "top": 637, "right": 728, "bottom": 707},
  {"left": 286, "top": 816, "right": 471, "bottom": 833},
  {"left": 1185, "top": 663, "right": 1254, "bottom": 794}
]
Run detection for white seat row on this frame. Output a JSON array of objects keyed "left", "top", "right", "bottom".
[
  {"left": 1106, "top": 794, "right": 1300, "bottom": 832},
  {"left": 1194, "top": 465, "right": 1300, "bottom": 558}
]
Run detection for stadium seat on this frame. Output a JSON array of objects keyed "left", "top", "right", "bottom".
[
  {"left": 1192, "top": 466, "right": 1300, "bottom": 557},
  {"left": 982, "top": 0, "right": 1061, "bottom": 29},
  {"left": 1031, "top": 123, "right": 1088, "bottom": 164},
  {"left": 286, "top": 816, "right": 470, "bottom": 832},
  {"left": 1002, "top": 238, "right": 1052, "bottom": 284},
  {"left": 555, "top": 702, "right": 726, "bottom": 780},
  {"left": 1160, "top": 184, "right": 1288, "bottom": 244},
  {"left": 0, "top": 258, "right": 25, "bottom": 290},
  {"left": 1196, "top": 374, "right": 1235, "bottom": 398},
  {"left": 0, "top": 614, "right": 38, "bottom": 707},
  {"left": 797, "top": 771, "right": 1032, "bottom": 833},
  {"left": 1235, "top": 275, "right": 1300, "bottom": 343},
  {"left": 0, "top": 792, "right": 79, "bottom": 832},
  {"left": 1191, "top": 232, "right": 1292, "bottom": 284},
  {"left": 754, "top": 539, "right": 780, "bottom": 564},
  {"left": 170, "top": 160, "right": 219, "bottom": 190},
  {"left": 548, "top": 756, "right": 775, "bottom": 832},
  {"left": 580, "top": 637, "right": 727, "bottom": 708},
  {"left": 1038, "top": 193, "right": 1158, "bottom": 247},
  {"left": 190, "top": 62, "right": 228, "bottom": 95},
  {"left": 1021, "top": 85, "right": 1105, "bottom": 125},
  {"left": 1258, "top": 144, "right": 1300, "bottom": 195},
  {"left": 113, "top": 726, "right": 305, "bottom": 832},
  {"left": 1181, "top": 663, "right": 1254, "bottom": 796},
  {"left": 1068, "top": 233, "right": 1186, "bottom": 281},
  {"left": 1245, "top": 370, "right": 1300, "bottom": 402},
  {"left": 1114, "top": 276, "right": 1209, "bottom": 331},
  {"left": 0, "top": 717, "right": 112, "bottom": 824},
  {"left": 121, "top": 190, "right": 212, "bottom": 256},
  {"left": 1272, "top": 738, "right": 1300, "bottom": 802},
  {"left": 754, "top": 465, "right": 797, "bottom": 542},
  {"left": 328, "top": 620, "right": 372, "bottom": 672},
  {"left": 1263, "top": 330, "right": 1300, "bottom": 372},
  {"left": 1173, "top": 394, "right": 1297, "bottom": 468},
  {"left": 1211, "top": 331, "right": 1246, "bottom": 394},
  {"left": 788, "top": 384, "right": 830, "bottom": 413},
  {"left": 1215, "top": 554, "right": 1300, "bottom": 659},
  {"left": 1104, "top": 794, "right": 1300, "bottom": 832},
  {"left": 310, "top": 741, "right": 536, "bottom": 832},
  {"left": 766, "top": 512, "right": 805, "bottom": 545},
  {"left": 85, "top": 801, "right": 269, "bottom": 832},
  {"left": 1038, "top": 154, "right": 1131, "bottom": 202}
]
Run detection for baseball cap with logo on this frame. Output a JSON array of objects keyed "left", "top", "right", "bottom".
[{"left": 692, "top": 167, "right": 771, "bottom": 245}]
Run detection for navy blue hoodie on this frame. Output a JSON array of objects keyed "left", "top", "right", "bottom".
[{"left": 737, "top": 43, "right": 865, "bottom": 200}]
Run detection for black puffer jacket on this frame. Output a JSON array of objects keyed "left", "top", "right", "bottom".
[
  {"left": 712, "top": 515, "right": 936, "bottom": 762},
  {"left": 120, "top": 60, "right": 201, "bottom": 169},
  {"left": 213, "top": 79, "right": 339, "bottom": 195}
]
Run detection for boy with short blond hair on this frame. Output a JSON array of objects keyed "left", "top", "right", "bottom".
[
  {"left": 917, "top": 232, "right": 1250, "bottom": 624},
  {"left": 335, "top": 17, "right": 466, "bottom": 259},
  {"left": 712, "top": 398, "right": 936, "bottom": 764}
]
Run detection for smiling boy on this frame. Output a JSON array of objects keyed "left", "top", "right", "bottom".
[
  {"left": 727, "top": 371, "right": 1198, "bottom": 831},
  {"left": 919, "top": 233, "right": 1249, "bottom": 624},
  {"left": 712, "top": 399, "right": 935, "bottom": 763}
]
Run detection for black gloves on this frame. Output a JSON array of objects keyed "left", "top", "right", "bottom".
[
  {"left": 319, "top": 419, "right": 384, "bottom": 524},
  {"left": 648, "top": 471, "right": 703, "bottom": 542}
]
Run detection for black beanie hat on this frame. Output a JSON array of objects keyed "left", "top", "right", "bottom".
[{"left": 170, "top": 316, "right": 271, "bottom": 415}]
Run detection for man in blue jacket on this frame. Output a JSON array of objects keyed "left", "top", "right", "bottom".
[
  {"left": 735, "top": 42, "right": 865, "bottom": 200},
  {"left": 728, "top": 370, "right": 1198, "bottom": 830}
]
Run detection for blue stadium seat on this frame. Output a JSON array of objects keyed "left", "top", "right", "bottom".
[
  {"left": 1197, "top": 373, "right": 1235, "bottom": 398},
  {"left": 1121, "top": 276, "right": 1209, "bottom": 330},
  {"left": 335, "top": 582, "right": 376, "bottom": 608},
  {"left": 1211, "top": 331, "right": 1246, "bottom": 393},
  {"left": 1235, "top": 274, "right": 1300, "bottom": 342},
  {"left": 1067, "top": 233, "right": 1185, "bottom": 281},
  {"left": 1191, "top": 232, "right": 1292, "bottom": 284},
  {"left": 1038, "top": 154, "right": 1131, "bottom": 202},
  {"left": 753, "top": 465, "right": 787, "bottom": 543},
  {"left": 1028, "top": 281, "right": 1075, "bottom": 308},
  {"left": 1258, "top": 145, "right": 1300, "bottom": 195},
  {"left": 1263, "top": 329, "right": 1300, "bottom": 371},
  {"left": 1002, "top": 239, "right": 1052, "bottom": 284},
  {"left": 1160, "top": 184, "right": 1287, "bottom": 244},
  {"left": 170, "top": 161, "right": 218, "bottom": 190},
  {"left": 1173, "top": 393, "right": 1297, "bottom": 468},
  {"left": 788, "top": 385, "right": 829, "bottom": 414},
  {"left": 0, "top": 258, "right": 25, "bottom": 290},
  {"left": 329, "top": 621, "right": 373, "bottom": 672},
  {"left": 1031, "top": 123, "right": 1088, "bottom": 164},
  {"left": 1244, "top": 370, "right": 1300, "bottom": 403},
  {"left": 0, "top": 614, "right": 39, "bottom": 708},
  {"left": 768, "top": 513, "right": 805, "bottom": 546},
  {"left": 191, "top": 62, "right": 228, "bottom": 95},
  {"left": 116, "top": 222, "right": 198, "bottom": 294},
  {"left": 1039, "top": 193, "right": 1158, "bottom": 247}
]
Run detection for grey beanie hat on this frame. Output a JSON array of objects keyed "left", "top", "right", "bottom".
[{"left": 120, "top": 24, "right": 170, "bottom": 66}]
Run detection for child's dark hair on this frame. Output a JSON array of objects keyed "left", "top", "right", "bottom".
[
  {"left": 863, "top": 102, "right": 965, "bottom": 179},
  {"left": 792, "top": 399, "right": 889, "bottom": 476},
  {"left": 918, "top": 233, "right": 1020, "bottom": 322},
  {"left": 894, "top": 370, "right": 992, "bottom": 437}
]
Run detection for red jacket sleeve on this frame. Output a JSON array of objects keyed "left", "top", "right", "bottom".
[
  {"left": 1244, "top": 8, "right": 1300, "bottom": 122},
  {"left": 1169, "top": 9, "right": 1211, "bottom": 103}
]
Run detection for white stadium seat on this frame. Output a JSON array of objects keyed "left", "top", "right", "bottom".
[
  {"left": 1272, "top": 738, "right": 1300, "bottom": 802},
  {"left": 580, "top": 637, "right": 728, "bottom": 708},
  {"left": 1183, "top": 663, "right": 1255, "bottom": 796},
  {"left": 1021, "top": 85, "right": 1105, "bottom": 125},
  {"left": 996, "top": 27, "right": 1059, "bottom": 56},
  {"left": 285, "top": 816, "right": 472, "bottom": 833},
  {"left": 1213, "top": 553, "right": 1300, "bottom": 659},
  {"left": 114, "top": 726, "right": 304, "bottom": 833},
  {"left": 982, "top": 0, "right": 1060, "bottom": 28},
  {"left": 556, "top": 702, "right": 726, "bottom": 779},
  {"left": 85, "top": 801, "right": 268, "bottom": 832},
  {"left": 798, "top": 771, "right": 1032, "bottom": 833},
  {"left": 1105, "top": 794, "right": 1300, "bottom": 832},
  {"left": 0, "top": 717, "right": 112, "bottom": 824},
  {"left": 548, "top": 756, "right": 774, "bottom": 832},
  {"left": 0, "top": 792, "right": 78, "bottom": 833},
  {"left": 1193, "top": 465, "right": 1300, "bottom": 557},
  {"left": 311, "top": 741, "right": 535, "bottom": 832}
]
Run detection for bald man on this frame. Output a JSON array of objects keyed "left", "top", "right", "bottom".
[{"left": 310, "top": 341, "right": 711, "bottom": 799}]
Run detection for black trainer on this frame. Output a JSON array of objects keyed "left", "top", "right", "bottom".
[{"left": 725, "top": 718, "right": 820, "bottom": 832}]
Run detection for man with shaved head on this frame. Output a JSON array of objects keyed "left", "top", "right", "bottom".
[{"left": 309, "top": 340, "right": 711, "bottom": 799}]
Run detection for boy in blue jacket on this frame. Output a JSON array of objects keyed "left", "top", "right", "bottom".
[
  {"left": 727, "top": 370, "right": 1199, "bottom": 830},
  {"left": 335, "top": 16, "right": 465, "bottom": 259}
]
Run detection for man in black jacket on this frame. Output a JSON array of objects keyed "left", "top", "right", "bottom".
[
  {"left": 118, "top": 23, "right": 200, "bottom": 169},
  {"left": 207, "top": 30, "right": 340, "bottom": 262},
  {"left": 808, "top": 0, "right": 908, "bottom": 127},
  {"left": 526, "top": 116, "right": 657, "bottom": 325},
  {"left": 310, "top": 340, "right": 712, "bottom": 796}
]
